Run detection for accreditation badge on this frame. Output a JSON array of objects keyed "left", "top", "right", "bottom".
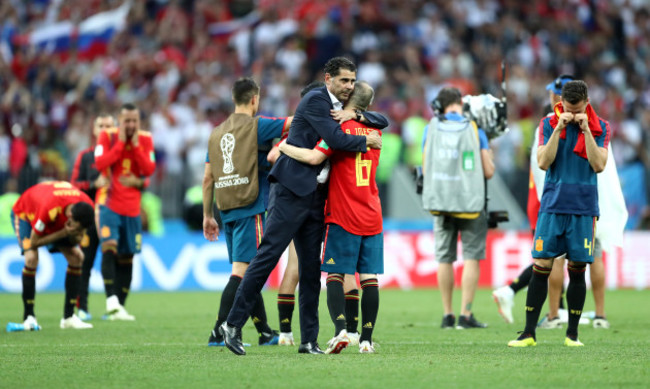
[{"left": 462, "top": 151, "right": 475, "bottom": 170}]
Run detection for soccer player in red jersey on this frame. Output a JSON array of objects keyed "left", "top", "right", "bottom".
[
  {"left": 279, "top": 81, "right": 383, "bottom": 353},
  {"left": 271, "top": 81, "right": 362, "bottom": 347},
  {"left": 94, "top": 103, "right": 155, "bottom": 321},
  {"left": 11, "top": 181, "right": 95, "bottom": 330}
]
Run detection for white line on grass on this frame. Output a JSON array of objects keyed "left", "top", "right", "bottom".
[
  {"left": 2, "top": 340, "right": 507, "bottom": 348},
  {"left": 0, "top": 342, "right": 198, "bottom": 348}
]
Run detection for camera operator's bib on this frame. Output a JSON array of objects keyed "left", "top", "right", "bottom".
[
  {"left": 208, "top": 113, "right": 260, "bottom": 211},
  {"left": 422, "top": 117, "right": 485, "bottom": 218}
]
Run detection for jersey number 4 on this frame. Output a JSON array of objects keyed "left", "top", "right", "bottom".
[{"left": 355, "top": 152, "right": 372, "bottom": 187}]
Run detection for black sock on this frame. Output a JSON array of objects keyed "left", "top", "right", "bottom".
[
  {"left": 566, "top": 262, "right": 587, "bottom": 339},
  {"left": 326, "top": 273, "right": 346, "bottom": 335},
  {"left": 523, "top": 264, "right": 552, "bottom": 336},
  {"left": 251, "top": 292, "right": 273, "bottom": 335},
  {"left": 277, "top": 294, "right": 295, "bottom": 333},
  {"left": 559, "top": 285, "right": 566, "bottom": 310},
  {"left": 101, "top": 249, "right": 117, "bottom": 298},
  {"left": 214, "top": 275, "right": 241, "bottom": 333},
  {"left": 116, "top": 257, "right": 133, "bottom": 306},
  {"left": 510, "top": 264, "right": 533, "bottom": 293},
  {"left": 345, "top": 289, "right": 360, "bottom": 333},
  {"left": 360, "top": 279, "right": 379, "bottom": 342},
  {"left": 78, "top": 233, "right": 98, "bottom": 311},
  {"left": 64, "top": 266, "right": 82, "bottom": 319},
  {"left": 22, "top": 266, "right": 36, "bottom": 320}
]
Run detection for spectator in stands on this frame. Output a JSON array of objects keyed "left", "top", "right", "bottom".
[{"left": 0, "top": 0, "right": 649, "bottom": 229}]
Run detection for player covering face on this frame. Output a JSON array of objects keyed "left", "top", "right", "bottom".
[{"left": 95, "top": 103, "right": 156, "bottom": 321}]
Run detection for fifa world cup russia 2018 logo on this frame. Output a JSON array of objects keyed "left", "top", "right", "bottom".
[{"left": 221, "top": 133, "right": 235, "bottom": 174}]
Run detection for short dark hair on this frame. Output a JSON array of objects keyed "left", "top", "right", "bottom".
[
  {"left": 432, "top": 87, "right": 462, "bottom": 114},
  {"left": 232, "top": 77, "right": 260, "bottom": 105},
  {"left": 561, "top": 80, "right": 589, "bottom": 105},
  {"left": 121, "top": 103, "right": 138, "bottom": 111},
  {"left": 71, "top": 202, "right": 95, "bottom": 229},
  {"left": 300, "top": 81, "right": 325, "bottom": 97},
  {"left": 324, "top": 57, "right": 356, "bottom": 78},
  {"left": 348, "top": 81, "right": 374, "bottom": 111}
]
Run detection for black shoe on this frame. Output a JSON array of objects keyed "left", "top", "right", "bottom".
[
  {"left": 441, "top": 314, "right": 455, "bottom": 329},
  {"left": 456, "top": 314, "right": 488, "bottom": 329},
  {"left": 298, "top": 341, "right": 324, "bottom": 354},
  {"left": 259, "top": 330, "right": 280, "bottom": 346},
  {"left": 208, "top": 329, "right": 225, "bottom": 346},
  {"left": 219, "top": 322, "right": 246, "bottom": 355}
]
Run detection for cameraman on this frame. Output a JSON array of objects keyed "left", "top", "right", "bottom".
[{"left": 421, "top": 87, "right": 494, "bottom": 329}]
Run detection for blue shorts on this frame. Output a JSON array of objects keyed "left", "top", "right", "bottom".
[
  {"left": 11, "top": 212, "right": 74, "bottom": 254},
  {"left": 532, "top": 212, "right": 597, "bottom": 263},
  {"left": 98, "top": 205, "right": 142, "bottom": 255},
  {"left": 321, "top": 223, "right": 384, "bottom": 275},
  {"left": 223, "top": 213, "right": 264, "bottom": 264}
]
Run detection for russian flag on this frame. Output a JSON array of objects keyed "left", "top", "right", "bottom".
[
  {"left": 77, "top": 2, "right": 131, "bottom": 59},
  {"left": 28, "top": 20, "right": 75, "bottom": 54},
  {"left": 1, "top": 23, "right": 16, "bottom": 62}
]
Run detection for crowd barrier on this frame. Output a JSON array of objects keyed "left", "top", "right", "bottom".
[{"left": 0, "top": 221, "right": 648, "bottom": 292}]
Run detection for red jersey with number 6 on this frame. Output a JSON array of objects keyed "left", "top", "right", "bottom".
[
  {"left": 94, "top": 128, "right": 156, "bottom": 217},
  {"left": 315, "top": 120, "right": 382, "bottom": 235}
]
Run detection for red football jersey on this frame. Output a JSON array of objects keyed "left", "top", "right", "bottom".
[
  {"left": 13, "top": 181, "right": 94, "bottom": 236},
  {"left": 316, "top": 120, "right": 382, "bottom": 235},
  {"left": 94, "top": 128, "right": 156, "bottom": 217}
]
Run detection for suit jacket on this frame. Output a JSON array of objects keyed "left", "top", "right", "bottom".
[{"left": 270, "top": 86, "right": 388, "bottom": 196}]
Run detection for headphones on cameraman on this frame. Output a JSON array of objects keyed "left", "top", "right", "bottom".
[
  {"left": 431, "top": 98, "right": 443, "bottom": 115},
  {"left": 431, "top": 88, "right": 462, "bottom": 116}
]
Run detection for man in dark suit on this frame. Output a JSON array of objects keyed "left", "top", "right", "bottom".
[{"left": 221, "top": 57, "right": 386, "bottom": 355}]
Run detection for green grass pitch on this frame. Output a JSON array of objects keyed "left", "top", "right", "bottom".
[{"left": 1, "top": 288, "right": 648, "bottom": 388}]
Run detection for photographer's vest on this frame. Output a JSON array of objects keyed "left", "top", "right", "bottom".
[
  {"left": 208, "top": 113, "right": 259, "bottom": 211},
  {"left": 422, "top": 116, "right": 485, "bottom": 219}
]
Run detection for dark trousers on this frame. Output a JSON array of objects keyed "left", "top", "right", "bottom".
[
  {"left": 227, "top": 182, "right": 326, "bottom": 343},
  {"left": 79, "top": 223, "right": 100, "bottom": 310}
]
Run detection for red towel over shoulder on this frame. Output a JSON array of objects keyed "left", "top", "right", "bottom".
[{"left": 547, "top": 102, "right": 603, "bottom": 159}]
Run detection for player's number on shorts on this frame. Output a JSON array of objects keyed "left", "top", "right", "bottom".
[
  {"left": 122, "top": 158, "right": 131, "bottom": 175},
  {"left": 584, "top": 238, "right": 592, "bottom": 256},
  {"left": 355, "top": 152, "right": 372, "bottom": 187}
]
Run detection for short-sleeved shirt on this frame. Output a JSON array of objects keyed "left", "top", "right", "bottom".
[
  {"left": 94, "top": 129, "right": 156, "bottom": 217},
  {"left": 315, "top": 120, "right": 382, "bottom": 236},
  {"left": 206, "top": 116, "right": 288, "bottom": 223},
  {"left": 538, "top": 116, "right": 610, "bottom": 216},
  {"left": 12, "top": 181, "right": 94, "bottom": 236}
]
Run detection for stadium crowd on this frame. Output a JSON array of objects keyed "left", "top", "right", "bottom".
[{"left": 0, "top": 0, "right": 649, "bottom": 227}]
